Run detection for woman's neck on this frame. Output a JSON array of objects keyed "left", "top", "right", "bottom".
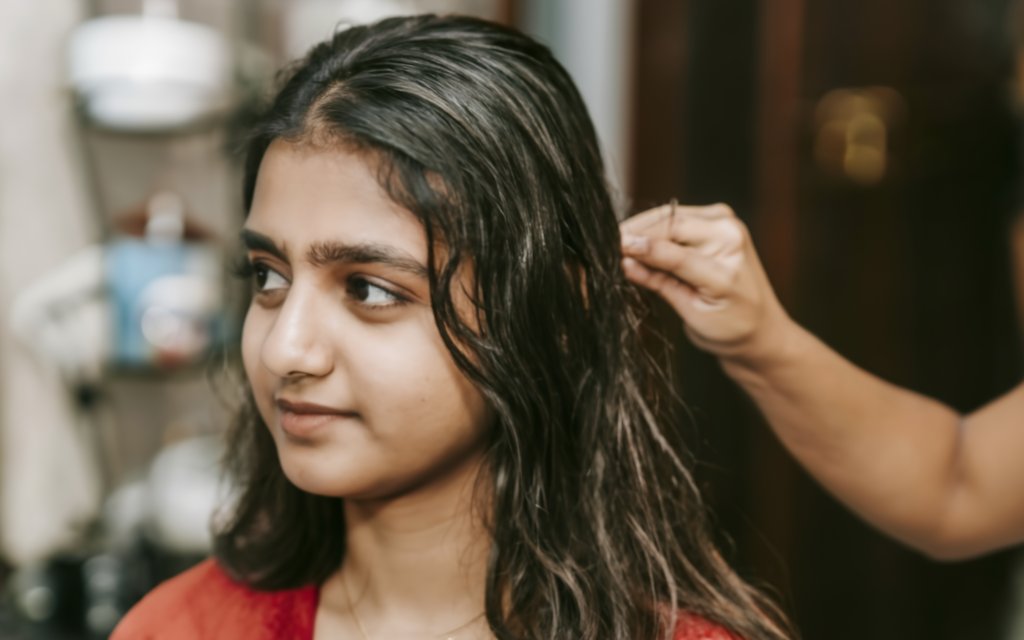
[{"left": 317, "top": 455, "right": 492, "bottom": 639}]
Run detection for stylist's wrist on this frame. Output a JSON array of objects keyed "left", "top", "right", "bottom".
[{"left": 716, "top": 311, "right": 808, "bottom": 381}]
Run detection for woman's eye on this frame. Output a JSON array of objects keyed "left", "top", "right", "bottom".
[
  {"left": 254, "top": 265, "right": 288, "bottom": 291},
  {"left": 349, "top": 277, "right": 401, "bottom": 306}
]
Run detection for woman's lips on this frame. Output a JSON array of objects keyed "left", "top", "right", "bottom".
[{"left": 276, "top": 399, "right": 357, "bottom": 439}]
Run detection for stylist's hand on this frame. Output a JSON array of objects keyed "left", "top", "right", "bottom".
[{"left": 620, "top": 203, "right": 794, "bottom": 363}]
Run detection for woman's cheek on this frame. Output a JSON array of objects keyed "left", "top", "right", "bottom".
[
  {"left": 241, "top": 308, "right": 261, "bottom": 376},
  {"left": 369, "top": 322, "right": 481, "bottom": 432},
  {"left": 355, "top": 322, "right": 438, "bottom": 399},
  {"left": 241, "top": 306, "right": 276, "bottom": 417}
]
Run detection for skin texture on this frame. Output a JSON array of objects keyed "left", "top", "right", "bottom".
[
  {"left": 621, "top": 203, "right": 1024, "bottom": 560},
  {"left": 243, "top": 140, "right": 493, "bottom": 638}
]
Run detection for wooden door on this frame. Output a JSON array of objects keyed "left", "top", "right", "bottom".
[{"left": 632, "top": 0, "right": 1023, "bottom": 638}]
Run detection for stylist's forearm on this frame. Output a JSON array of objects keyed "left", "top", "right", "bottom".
[{"left": 719, "top": 325, "right": 966, "bottom": 557}]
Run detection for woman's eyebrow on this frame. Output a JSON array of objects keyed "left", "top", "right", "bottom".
[
  {"left": 240, "top": 229, "right": 288, "bottom": 262},
  {"left": 307, "top": 240, "right": 428, "bottom": 277}
]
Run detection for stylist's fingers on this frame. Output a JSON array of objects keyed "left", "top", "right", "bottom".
[
  {"left": 621, "top": 256, "right": 701, "bottom": 310},
  {"left": 621, "top": 236, "right": 733, "bottom": 298},
  {"left": 619, "top": 201, "right": 786, "bottom": 357}
]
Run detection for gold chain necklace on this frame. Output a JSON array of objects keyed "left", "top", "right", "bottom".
[{"left": 341, "top": 574, "right": 373, "bottom": 640}]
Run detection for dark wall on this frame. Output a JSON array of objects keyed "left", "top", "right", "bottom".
[{"left": 632, "top": 1, "right": 1024, "bottom": 638}]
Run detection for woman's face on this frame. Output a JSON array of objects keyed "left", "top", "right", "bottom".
[{"left": 242, "top": 140, "right": 491, "bottom": 500}]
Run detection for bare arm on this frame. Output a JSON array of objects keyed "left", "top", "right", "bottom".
[{"left": 621, "top": 203, "right": 1024, "bottom": 559}]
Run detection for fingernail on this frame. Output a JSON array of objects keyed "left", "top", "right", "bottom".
[{"left": 622, "top": 234, "right": 649, "bottom": 254}]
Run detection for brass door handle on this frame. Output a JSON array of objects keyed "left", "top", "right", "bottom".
[{"left": 814, "top": 87, "right": 905, "bottom": 186}]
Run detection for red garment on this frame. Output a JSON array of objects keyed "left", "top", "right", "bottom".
[
  {"left": 112, "top": 559, "right": 740, "bottom": 640},
  {"left": 111, "top": 560, "right": 317, "bottom": 640}
]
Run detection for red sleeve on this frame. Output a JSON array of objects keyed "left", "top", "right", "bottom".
[
  {"left": 110, "top": 559, "right": 318, "bottom": 640},
  {"left": 674, "top": 612, "right": 743, "bottom": 640}
]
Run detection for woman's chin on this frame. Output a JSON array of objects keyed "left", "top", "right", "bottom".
[{"left": 278, "top": 451, "right": 402, "bottom": 500}]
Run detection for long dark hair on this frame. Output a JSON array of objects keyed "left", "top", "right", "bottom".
[{"left": 216, "top": 14, "right": 791, "bottom": 640}]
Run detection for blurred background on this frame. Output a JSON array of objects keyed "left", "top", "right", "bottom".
[{"left": 0, "top": 0, "right": 1022, "bottom": 638}]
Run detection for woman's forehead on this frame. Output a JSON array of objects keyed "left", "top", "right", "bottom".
[{"left": 248, "top": 140, "right": 428, "bottom": 262}]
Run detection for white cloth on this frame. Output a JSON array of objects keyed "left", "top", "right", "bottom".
[
  {"left": 282, "top": 0, "right": 501, "bottom": 61},
  {"left": 0, "top": 0, "right": 103, "bottom": 566}
]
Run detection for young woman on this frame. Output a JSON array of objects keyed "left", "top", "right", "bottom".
[{"left": 111, "top": 15, "right": 792, "bottom": 640}]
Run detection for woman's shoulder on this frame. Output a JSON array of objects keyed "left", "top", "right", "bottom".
[
  {"left": 674, "top": 612, "right": 743, "bottom": 640},
  {"left": 110, "top": 558, "right": 318, "bottom": 640}
]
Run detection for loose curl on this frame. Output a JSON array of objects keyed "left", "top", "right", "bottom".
[{"left": 216, "top": 14, "right": 792, "bottom": 640}]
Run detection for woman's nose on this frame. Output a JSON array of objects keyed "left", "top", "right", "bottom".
[{"left": 259, "top": 286, "right": 333, "bottom": 380}]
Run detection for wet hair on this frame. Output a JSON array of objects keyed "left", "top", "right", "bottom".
[{"left": 216, "top": 14, "right": 792, "bottom": 640}]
